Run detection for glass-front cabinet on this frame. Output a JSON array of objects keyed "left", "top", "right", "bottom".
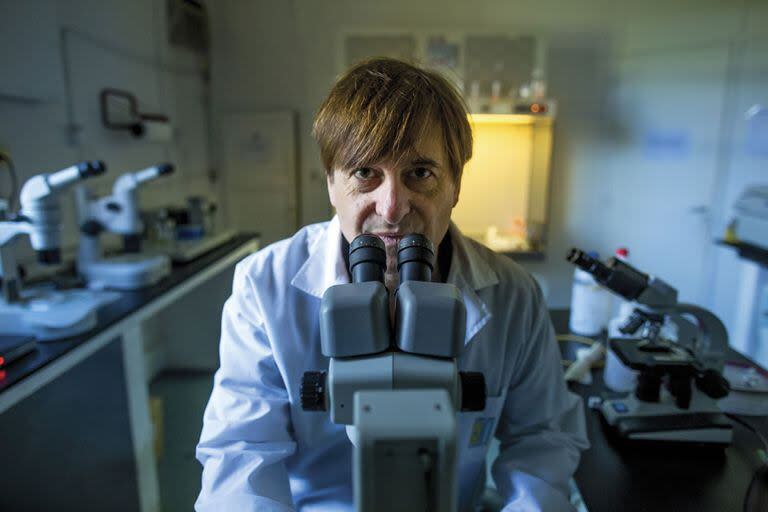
[{"left": 452, "top": 113, "right": 554, "bottom": 256}]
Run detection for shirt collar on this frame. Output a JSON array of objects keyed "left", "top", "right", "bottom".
[{"left": 291, "top": 216, "right": 498, "bottom": 345}]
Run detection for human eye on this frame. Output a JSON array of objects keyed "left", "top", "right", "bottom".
[
  {"left": 409, "top": 167, "right": 434, "bottom": 180},
  {"left": 352, "top": 167, "right": 376, "bottom": 180}
]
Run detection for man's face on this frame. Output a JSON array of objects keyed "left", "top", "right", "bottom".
[{"left": 327, "top": 125, "right": 460, "bottom": 282}]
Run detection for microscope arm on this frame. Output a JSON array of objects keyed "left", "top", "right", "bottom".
[
  {"left": 82, "top": 163, "right": 174, "bottom": 236},
  {"left": 0, "top": 219, "right": 31, "bottom": 247},
  {"left": 660, "top": 304, "right": 729, "bottom": 373},
  {"left": 20, "top": 161, "right": 105, "bottom": 262},
  {"left": 0, "top": 221, "right": 32, "bottom": 301}
]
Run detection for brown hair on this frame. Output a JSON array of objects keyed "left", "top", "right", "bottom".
[{"left": 313, "top": 58, "right": 472, "bottom": 182}]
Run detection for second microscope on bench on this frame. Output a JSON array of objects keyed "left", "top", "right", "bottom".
[
  {"left": 75, "top": 163, "right": 174, "bottom": 290},
  {"left": 567, "top": 248, "right": 733, "bottom": 445}
]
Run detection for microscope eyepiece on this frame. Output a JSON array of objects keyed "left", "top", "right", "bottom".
[
  {"left": 157, "top": 163, "right": 175, "bottom": 176},
  {"left": 76, "top": 160, "right": 106, "bottom": 178},
  {"left": 397, "top": 234, "right": 434, "bottom": 283},
  {"left": 349, "top": 234, "right": 386, "bottom": 283},
  {"left": 567, "top": 247, "right": 651, "bottom": 301},
  {"left": 566, "top": 248, "right": 611, "bottom": 282},
  {"left": 566, "top": 248, "right": 593, "bottom": 269}
]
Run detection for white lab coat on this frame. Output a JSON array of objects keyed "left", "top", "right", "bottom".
[{"left": 196, "top": 216, "right": 588, "bottom": 512}]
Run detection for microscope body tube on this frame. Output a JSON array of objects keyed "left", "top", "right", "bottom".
[
  {"left": 567, "top": 248, "right": 677, "bottom": 307},
  {"left": 319, "top": 234, "right": 390, "bottom": 358},
  {"left": 19, "top": 161, "right": 106, "bottom": 262},
  {"left": 78, "top": 163, "right": 175, "bottom": 238},
  {"left": 395, "top": 234, "right": 465, "bottom": 358}
]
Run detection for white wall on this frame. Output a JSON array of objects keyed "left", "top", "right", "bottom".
[
  {"left": 209, "top": 0, "right": 768, "bottom": 328},
  {"left": 0, "top": 0, "right": 220, "bottom": 259},
  {"left": 7, "top": 1, "right": 761, "bottom": 352}
]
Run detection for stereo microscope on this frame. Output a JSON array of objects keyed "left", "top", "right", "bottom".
[
  {"left": 0, "top": 161, "right": 119, "bottom": 340},
  {"left": 301, "top": 233, "right": 486, "bottom": 512},
  {"left": 76, "top": 163, "right": 174, "bottom": 290}
]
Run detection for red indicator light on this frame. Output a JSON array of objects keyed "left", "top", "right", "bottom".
[{"left": 0, "top": 356, "right": 4, "bottom": 366}]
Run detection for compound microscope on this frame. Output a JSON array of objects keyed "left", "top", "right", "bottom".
[
  {"left": 0, "top": 161, "right": 120, "bottom": 340},
  {"left": 567, "top": 248, "right": 733, "bottom": 445},
  {"left": 301, "top": 234, "right": 487, "bottom": 512},
  {"left": 75, "top": 163, "right": 174, "bottom": 290}
]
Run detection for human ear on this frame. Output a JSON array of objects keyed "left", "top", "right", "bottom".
[
  {"left": 451, "top": 174, "right": 462, "bottom": 207},
  {"left": 326, "top": 171, "right": 338, "bottom": 208}
]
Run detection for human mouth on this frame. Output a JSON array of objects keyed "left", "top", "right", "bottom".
[{"left": 372, "top": 233, "right": 404, "bottom": 246}]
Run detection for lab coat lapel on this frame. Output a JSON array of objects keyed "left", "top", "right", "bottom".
[
  {"left": 291, "top": 216, "right": 349, "bottom": 298},
  {"left": 446, "top": 223, "right": 498, "bottom": 346}
]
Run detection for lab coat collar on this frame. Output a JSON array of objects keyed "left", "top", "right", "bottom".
[
  {"left": 291, "top": 216, "right": 351, "bottom": 298},
  {"left": 291, "top": 216, "right": 497, "bottom": 345}
]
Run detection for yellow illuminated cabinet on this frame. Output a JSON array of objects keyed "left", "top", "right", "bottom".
[{"left": 452, "top": 113, "right": 554, "bottom": 255}]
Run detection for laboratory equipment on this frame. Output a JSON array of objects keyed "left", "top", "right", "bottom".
[
  {"left": 569, "top": 251, "right": 613, "bottom": 337},
  {"left": 718, "top": 362, "right": 768, "bottom": 416},
  {"left": 301, "top": 234, "right": 486, "bottom": 512},
  {"left": 142, "top": 198, "right": 233, "bottom": 263},
  {"left": 567, "top": 248, "right": 733, "bottom": 445},
  {"left": 0, "top": 161, "right": 119, "bottom": 340},
  {"left": 76, "top": 163, "right": 173, "bottom": 290},
  {"left": 733, "top": 185, "right": 768, "bottom": 249},
  {"left": 725, "top": 185, "right": 768, "bottom": 366}
]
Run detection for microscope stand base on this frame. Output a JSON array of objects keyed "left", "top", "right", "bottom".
[
  {"left": 0, "top": 287, "right": 120, "bottom": 341},
  {"left": 601, "top": 397, "right": 733, "bottom": 445},
  {"left": 81, "top": 254, "right": 170, "bottom": 290}
]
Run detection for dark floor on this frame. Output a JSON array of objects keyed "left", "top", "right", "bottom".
[{"left": 151, "top": 370, "right": 215, "bottom": 512}]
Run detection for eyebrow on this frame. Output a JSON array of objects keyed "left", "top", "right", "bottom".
[{"left": 411, "top": 157, "right": 440, "bottom": 168}]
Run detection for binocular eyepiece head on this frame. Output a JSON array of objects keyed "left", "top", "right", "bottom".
[{"left": 348, "top": 233, "right": 435, "bottom": 284}]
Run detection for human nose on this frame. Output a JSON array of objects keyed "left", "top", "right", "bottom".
[{"left": 375, "top": 176, "right": 411, "bottom": 225}]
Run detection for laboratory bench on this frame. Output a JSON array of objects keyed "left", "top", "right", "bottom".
[
  {"left": 551, "top": 309, "right": 768, "bottom": 512},
  {"left": 0, "top": 233, "right": 259, "bottom": 512}
]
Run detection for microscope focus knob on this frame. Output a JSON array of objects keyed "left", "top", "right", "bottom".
[
  {"left": 300, "top": 371, "right": 327, "bottom": 411},
  {"left": 459, "top": 372, "right": 486, "bottom": 411},
  {"left": 696, "top": 369, "right": 730, "bottom": 399}
]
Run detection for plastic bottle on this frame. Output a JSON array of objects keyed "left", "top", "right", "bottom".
[
  {"left": 604, "top": 247, "right": 638, "bottom": 391},
  {"left": 569, "top": 251, "right": 613, "bottom": 337}
]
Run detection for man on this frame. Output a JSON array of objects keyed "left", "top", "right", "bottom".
[{"left": 196, "top": 58, "right": 588, "bottom": 512}]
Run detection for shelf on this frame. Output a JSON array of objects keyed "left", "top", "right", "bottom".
[
  {"left": 468, "top": 113, "right": 553, "bottom": 125},
  {"left": 717, "top": 239, "right": 768, "bottom": 268}
]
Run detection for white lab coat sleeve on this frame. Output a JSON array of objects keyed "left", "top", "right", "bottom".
[
  {"left": 491, "top": 282, "right": 590, "bottom": 512},
  {"left": 195, "top": 262, "right": 297, "bottom": 512}
]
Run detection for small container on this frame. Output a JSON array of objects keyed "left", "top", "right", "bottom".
[{"left": 569, "top": 252, "right": 613, "bottom": 337}]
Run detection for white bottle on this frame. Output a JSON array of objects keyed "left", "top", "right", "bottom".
[
  {"left": 569, "top": 251, "right": 613, "bottom": 337},
  {"left": 604, "top": 247, "right": 640, "bottom": 391}
]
